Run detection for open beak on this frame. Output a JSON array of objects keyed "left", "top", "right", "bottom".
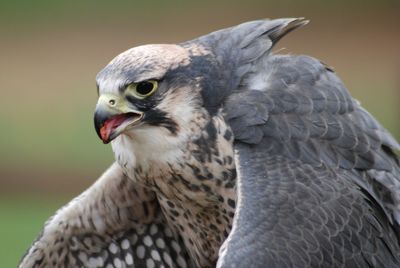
[{"left": 94, "top": 95, "right": 143, "bottom": 144}]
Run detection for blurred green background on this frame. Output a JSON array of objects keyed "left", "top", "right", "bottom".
[{"left": 0, "top": 0, "right": 399, "bottom": 266}]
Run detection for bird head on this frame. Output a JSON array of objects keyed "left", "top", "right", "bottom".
[
  {"left": 95, "top": 44, "right": 192, "bottom": 144},
  {"left": 94, "top": 40, "right": 230, "bottom": 148}
]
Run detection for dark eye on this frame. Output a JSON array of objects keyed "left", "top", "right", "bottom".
[
  {"left": 127, "top": 80, "right": 158, "bottom": 99},
  {"left": 136, "top": 81, "right": 155, "bottom": 95}
]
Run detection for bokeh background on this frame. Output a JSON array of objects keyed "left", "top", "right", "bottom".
[{"left": 0, "top": 0, "right": 399, "bottom": 266}]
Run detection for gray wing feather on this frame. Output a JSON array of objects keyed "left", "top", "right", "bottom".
[
  {"left": 219, "top": 54, "right": 400, "bottom": 267},
  {"left": 219, "top": 145, "right": 400, "bottom": 267}
]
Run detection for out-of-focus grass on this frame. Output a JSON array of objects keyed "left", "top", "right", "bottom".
[
  {"left": 0, "top": 195, "right": 69, "bottom": 267},
  {"left": 0, "top": 104, "right": 113, "bottom": 172}
]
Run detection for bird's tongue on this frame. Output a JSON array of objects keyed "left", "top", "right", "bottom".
[{"left": 100, "top": 114, "right": 130, "bottom": 143}]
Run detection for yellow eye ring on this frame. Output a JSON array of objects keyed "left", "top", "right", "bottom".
[{"left": 127, "top": 80, "right": 158, "bottom": 99}]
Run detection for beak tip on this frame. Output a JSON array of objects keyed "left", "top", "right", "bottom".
[
  {"left": 94, "top": 109, "right": 109, "bottom": 143},
  {"left": 94, "top": 104, "right": 143, "bottom": 144}
]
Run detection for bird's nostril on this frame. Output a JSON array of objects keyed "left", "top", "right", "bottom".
[{"left": 109, "top": 99, "right": 116, "bottom": 106}]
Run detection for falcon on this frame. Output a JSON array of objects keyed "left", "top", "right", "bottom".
[{"left": 20, "top": 18, "right": 400, "bottom": 267}]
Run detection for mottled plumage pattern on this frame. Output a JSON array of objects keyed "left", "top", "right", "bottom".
[
  {"left": 20, "top": 163, "right": 193, "bottom": 268},
  {"left": 20, "top": 18, "right": 400, "bottom": 268}
]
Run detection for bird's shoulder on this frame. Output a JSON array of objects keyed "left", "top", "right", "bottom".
[{"left": 225, "top": 53, "right": 399, "bottom": 170}]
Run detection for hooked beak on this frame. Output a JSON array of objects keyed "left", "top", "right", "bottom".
[{"left": 94, "top": 95, "right": 143, "bottom": 144}]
